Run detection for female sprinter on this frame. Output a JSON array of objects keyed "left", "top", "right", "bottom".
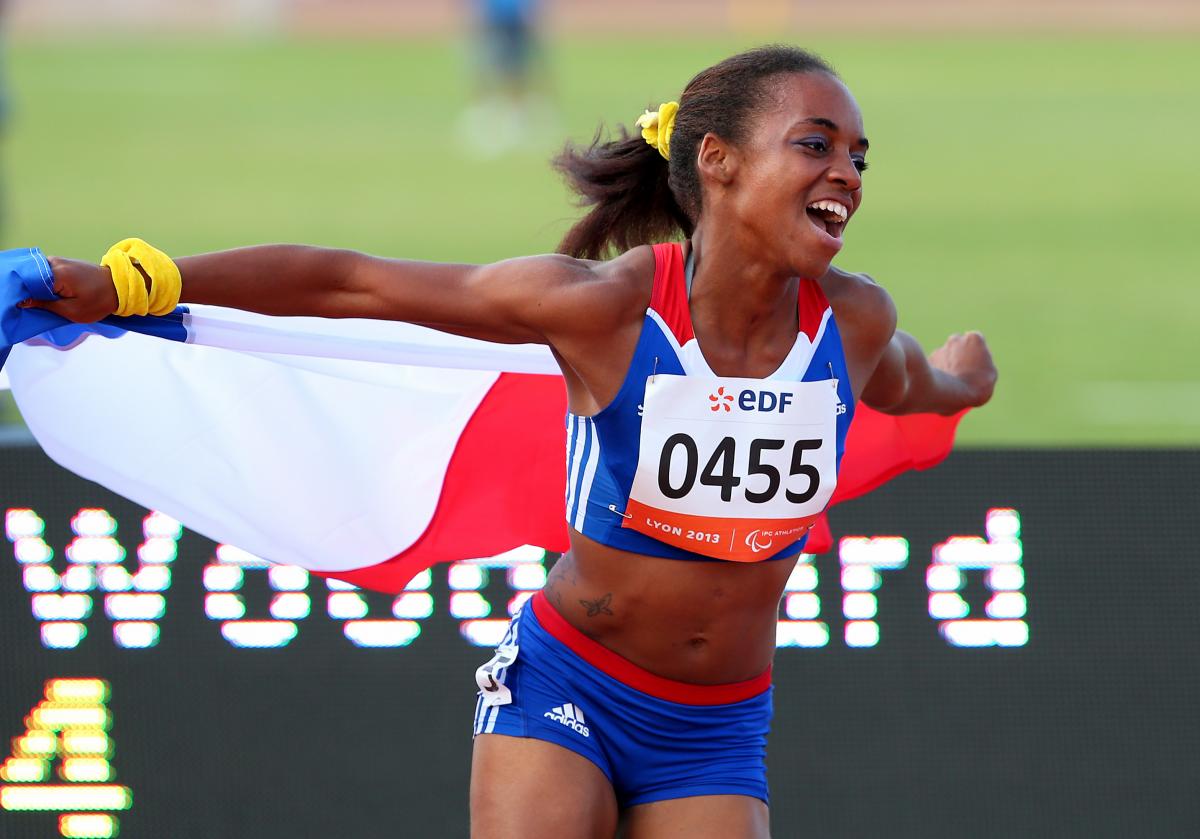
[{"left": 25, "top": 46, "right": 995, "bottom": 839}]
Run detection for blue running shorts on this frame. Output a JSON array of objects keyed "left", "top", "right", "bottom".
[{"left": 472, "top": 591, "right": 774, "bottom": 807}]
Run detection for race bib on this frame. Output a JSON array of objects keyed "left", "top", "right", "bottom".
[{"left": 622, "top": 374, "right": 841, "bottom": 561}]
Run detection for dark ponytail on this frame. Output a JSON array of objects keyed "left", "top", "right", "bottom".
[
  {"left": 554, "top": 45, "right": 837, "bottom": 260},
  {"left": 552, "top": 128, "right": 689, "bottom": 261}
]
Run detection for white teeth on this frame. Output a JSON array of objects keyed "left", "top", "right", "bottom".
[{"left": 807, "top": 199, "right": 848, "bottom": 222}]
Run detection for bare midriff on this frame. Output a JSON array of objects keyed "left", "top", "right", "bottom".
[{"left": 542, "top": 531, "right": 797, "bottom": 685}]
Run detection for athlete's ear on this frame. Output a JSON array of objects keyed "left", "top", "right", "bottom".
[{"left": 696, "top": 132, "right": 737, "bottom": 186}]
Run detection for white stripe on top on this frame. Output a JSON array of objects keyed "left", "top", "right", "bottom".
[
  {"left": 571, "top": 419, "right": 600, "bottom": 532},
  {"left": 565, "top": 415, "right": 584, "bottom": 512}
]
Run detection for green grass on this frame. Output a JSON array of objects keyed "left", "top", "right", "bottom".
[
  {"left": 3, "top": 35, "right": 1198, "bottom": 444},
  {"left": 0, "top": 392, "right": 17, "bottom": 425}
]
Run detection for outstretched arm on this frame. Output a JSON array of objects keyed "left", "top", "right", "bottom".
[
  {"left": 826, "top": 268, "right": 997, "bottom": 416},
  {"left": 23, "top": 245, "right": 600, "bottom": 346},
  {"left": 862, "top": 328, "right": 997, "bottom": 415}
]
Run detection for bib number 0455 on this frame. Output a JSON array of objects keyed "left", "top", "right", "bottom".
[
  {"left": 623, "top": 374, "right": 839, "bottom": 561},
  {"left": 658, "top": 434, "right": 822, "bottom": 505}
]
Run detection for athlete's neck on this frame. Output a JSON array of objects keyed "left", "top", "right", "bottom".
[{"left": 686, "top": 233, "right": 800, "bottom": 351}]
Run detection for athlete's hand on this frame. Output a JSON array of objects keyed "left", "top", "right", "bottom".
[
  {"left": 929, "top": 332, "right": 997, "bottom": 408},
  {"left": 17, "top": 257, "right": 120, "bottom": 323}
]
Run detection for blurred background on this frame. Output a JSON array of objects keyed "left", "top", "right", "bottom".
[
  {"left": 0, "top": 0, "right": 1196, "bottom": 442},
  {"left": 0, "top": 2, "right": 1197, "bottom": 838}
]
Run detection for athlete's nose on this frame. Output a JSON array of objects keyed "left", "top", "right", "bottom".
[{"left": 827, "top": 153, "right": 862, "bottom": 192}]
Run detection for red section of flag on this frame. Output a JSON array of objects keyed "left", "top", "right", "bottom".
[
  {"left": 329, "top": 376, "right": 965, "bottom": 593},
  {"left": 325, "top": 373, "right": 570, "bottom": 592},
  {"left": 803, "top": 407, "right": 967, "bottom": 554}
]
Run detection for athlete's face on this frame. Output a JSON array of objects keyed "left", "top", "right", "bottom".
[{"left": 731, "top": 72, "right": 868, "bottom": 278}]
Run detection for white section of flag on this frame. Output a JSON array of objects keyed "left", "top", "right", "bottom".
[
  {"left": 181, "top": 305, "right": 560, "bottom": 375},
  {"left": 7, "top": 330, "right": 500, "bottom": 572}
]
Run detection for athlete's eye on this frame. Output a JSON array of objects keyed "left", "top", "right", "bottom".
[
  {"left": 852, "top": 156, "right": 869, "bottom": 173},
  {"left": 796, "top": 138, "right": 829, "bottom": 153}
]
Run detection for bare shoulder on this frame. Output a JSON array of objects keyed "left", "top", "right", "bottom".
[
  {"left": 536, "top": 245, "right": 657, "bottom": 413},
  {"left": 579, "top": 244, "right": 656, "bottom": 309},
  {"left": 540, "top": 245, "right": 655, "bottom": 335},
  {"left": 598, "top": 244, "right": 657, "bottom": 306},
  {"left": 819, "top": 266, "right": 897, "bottom": 354}
]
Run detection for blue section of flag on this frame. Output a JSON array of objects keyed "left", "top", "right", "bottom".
[{"left": 0, "top": 246, "right": 189, "bottom": 371}]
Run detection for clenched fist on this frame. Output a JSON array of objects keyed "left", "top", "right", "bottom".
[
  {"left": 929, "top": 332, "right": 997, "bottom": 408},
  {"left": 18, "top": 257, "right": 121, "bottom": 323}
]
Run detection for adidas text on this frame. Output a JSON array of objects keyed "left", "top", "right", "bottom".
[{"left": 544, "top": 703, "right": 590, "bottom": 737}]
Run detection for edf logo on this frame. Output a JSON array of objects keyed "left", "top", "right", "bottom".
[{"left": 738, "top": 390, "right": 794, "bottom": 412}]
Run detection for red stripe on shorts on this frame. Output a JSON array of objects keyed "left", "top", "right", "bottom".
[{"left": 530, "top": 590, "right": 771, "bottom": 706}]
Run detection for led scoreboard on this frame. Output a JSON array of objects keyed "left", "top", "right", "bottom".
[
  {"left": 0, "top": 445, "right": 1196, "bottom": 838},
  {"left": 6, "top": 506, "right": 1027, "bottom": 656}
]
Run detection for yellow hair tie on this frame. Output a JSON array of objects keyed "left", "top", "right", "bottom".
[
  {"left": 635, "top": 101, "right": 679, "bottom": 161},
  {"left": 101, "top": 238, "right": 182, "bottom": 317}
]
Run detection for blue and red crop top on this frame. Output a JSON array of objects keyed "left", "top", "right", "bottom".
[{"left": 564, "top": 242, "right": 855, "bottom": 562}]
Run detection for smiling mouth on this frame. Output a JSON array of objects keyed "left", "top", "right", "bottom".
[{"left": 806, "top": 199, "right": 849, "bottom": 240}]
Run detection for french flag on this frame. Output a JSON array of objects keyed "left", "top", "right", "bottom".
[{"left": 1, "top": 248, "right": 963, "bottom": 593}]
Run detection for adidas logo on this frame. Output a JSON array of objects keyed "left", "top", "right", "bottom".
[{"left": 543, "top": 703, "right": 590, "bottom": 737}]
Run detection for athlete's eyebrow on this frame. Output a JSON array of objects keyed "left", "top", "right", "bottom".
[{"left": 802, "top": 117, "right": 869, "bottom": 150}]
